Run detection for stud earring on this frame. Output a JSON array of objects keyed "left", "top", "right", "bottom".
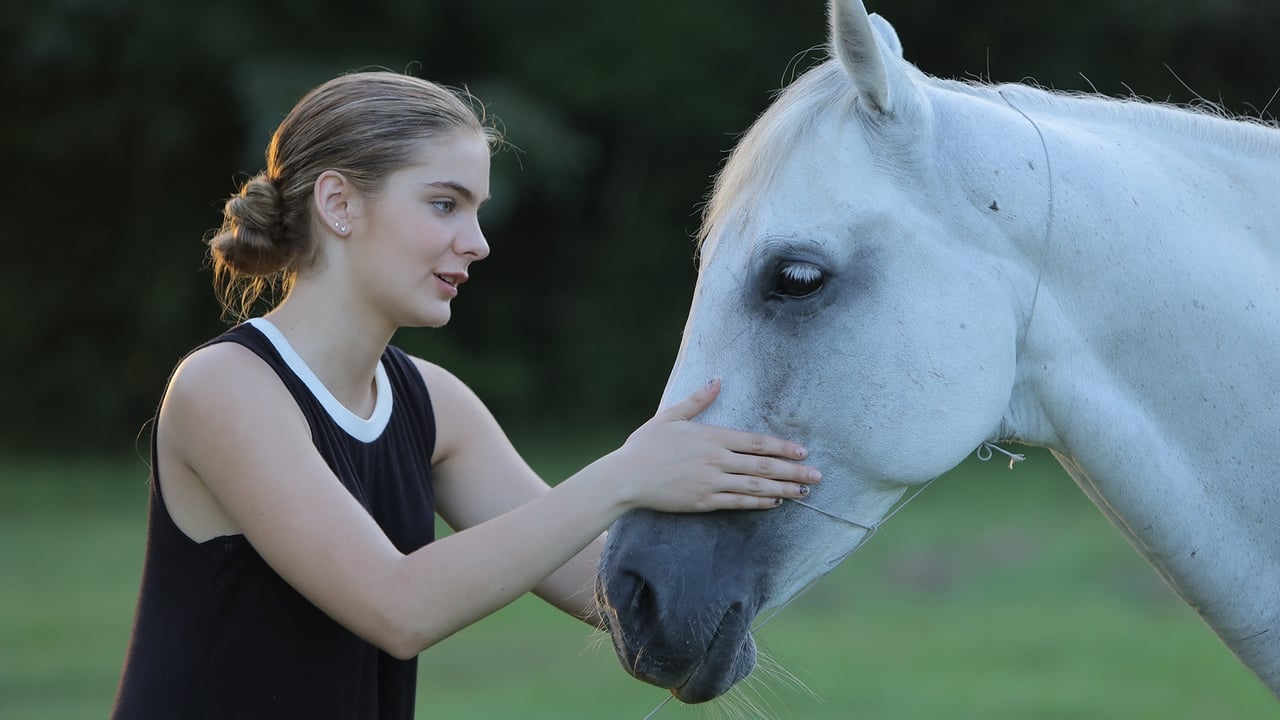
[{"left": 335, "top": 222, "right": 348, "bottom": 233}]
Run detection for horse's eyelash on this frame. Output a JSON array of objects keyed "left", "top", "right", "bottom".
[{"left": 780, "top": 263, "right": 822, "bottom": 283}]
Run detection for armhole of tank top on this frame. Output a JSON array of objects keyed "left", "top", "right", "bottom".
[
  {"left": 150, "top": 410, "right": 253, "bottom": 553},
  {"left": 147, "top": 329, "right": 262, "bottom": 552},
  {"left": 385, "top": 346, "right": 438, "bottom": 461}
]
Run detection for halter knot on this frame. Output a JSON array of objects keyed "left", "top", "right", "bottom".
[{"left": 976, "top": 441, "right": 1026, "bottom": 469}]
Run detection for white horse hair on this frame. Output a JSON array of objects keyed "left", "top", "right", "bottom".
[
  {"left": 704, "top": 63, "right": 1280, "bottom": 250},
  {"left": 597, "top": 0, "right": 1280, "bottom": 705}
]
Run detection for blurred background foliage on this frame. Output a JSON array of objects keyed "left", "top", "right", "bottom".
[{"left": 4, "top": 0, "right": 1278, "bottom": 454}]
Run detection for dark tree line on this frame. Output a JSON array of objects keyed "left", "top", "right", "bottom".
[{"left": 4, "top": 0, "right": 1277, "bottom": 454}]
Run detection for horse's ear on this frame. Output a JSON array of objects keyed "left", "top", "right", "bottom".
[
  {"left": 867, "top": 14, "right": 903, "bottom": 59},
  {"left": 829, "top": 0, "right": 912, "bottom": 116}
]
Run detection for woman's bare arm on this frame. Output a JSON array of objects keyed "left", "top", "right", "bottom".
[
  {"left": 160, "top": 343, "right": 817, "bottom": 659},
  {"left": 417, "top": 360, "right": 607, "bottom": 622}
]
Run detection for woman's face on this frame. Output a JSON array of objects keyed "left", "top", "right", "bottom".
[{"left": 351, "top": 130, "right": 492, "bottom": 328}]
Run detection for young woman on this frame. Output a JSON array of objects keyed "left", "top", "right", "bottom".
[{"left": 112, "top": 71, "right": 819, "bottom": 719}]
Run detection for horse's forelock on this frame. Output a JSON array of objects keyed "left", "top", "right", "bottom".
[{"left": 698, "top": 62, "right": 856, "bottom": 252}]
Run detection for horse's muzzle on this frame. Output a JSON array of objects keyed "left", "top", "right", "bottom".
[
  {"left": 597, "top": 509, "right": 770, "bottom": 703},
  {"left": 599, "top": 570, "right": 759, "bottom": 703}
]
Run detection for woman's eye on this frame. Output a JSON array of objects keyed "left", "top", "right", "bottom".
[
  {"left": 431, "top": 199, "right": 456, "bottom": 213},
  {"left": 773, "top": 262, "right": 824, "bottom": 298}
]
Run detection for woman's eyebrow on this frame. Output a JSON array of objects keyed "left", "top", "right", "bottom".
[{"left": 422, "top": 180, "right": 490, "bottom": 205}]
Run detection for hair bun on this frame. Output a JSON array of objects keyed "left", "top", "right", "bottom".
[
  {"left": 226, "top": 176, "right": 282, "bottom": 233},
  {"left": 209, "top": 175, "right": 294, "bottom": 277}
]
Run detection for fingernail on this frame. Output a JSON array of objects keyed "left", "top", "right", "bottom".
[
  {"left": 807, "top": 469, "right": 822, "bottom": 482},
  {"left": 794, "top": 445, "right": 808, "bottom": 459},
  {"left": 706, "top": 377, "right": 719, "bottom": 388},
  {"left": 775, "top": 498, "right": 785, "bottom": 507},
  {"left": 797, "top": 485, "right": 809, "bottom": 496}
]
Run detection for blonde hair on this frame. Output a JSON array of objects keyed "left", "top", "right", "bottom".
[{"left": 208, "top": 71, "right": 499, "bottom": 320}]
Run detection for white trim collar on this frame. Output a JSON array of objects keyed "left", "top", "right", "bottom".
[{"left": 246, "top": 317, "right": 392, "bottom": 443}]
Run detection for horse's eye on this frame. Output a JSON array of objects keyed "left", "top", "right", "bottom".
[{"left": 774, "top": 262, "right": 824, "bottom": 298}]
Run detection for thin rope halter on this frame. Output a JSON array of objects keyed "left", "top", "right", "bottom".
[
  {"left": 999, "top": 88, "right": 1056, "bottom": 354},
  {"left": 638, "top": 442, "right": 1026, "bottom": 719},
  {"left": 638, "top": 472, "right": 938, "bottom": 719},
  {"left": 637, "top": 476, "right": 932, "bottom": 719}
]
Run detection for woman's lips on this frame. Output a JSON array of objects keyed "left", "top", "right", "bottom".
[{"left": 434, "top": 272, "right": 467, "bottom": 296}]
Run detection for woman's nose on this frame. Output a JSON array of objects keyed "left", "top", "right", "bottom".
[{"left": 458, "top": 219, "right": 490, "bottom": 260}]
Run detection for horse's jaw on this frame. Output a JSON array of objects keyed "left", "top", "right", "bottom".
[{"left": 596, "top": 495, "right": 886, "bottom": 702}]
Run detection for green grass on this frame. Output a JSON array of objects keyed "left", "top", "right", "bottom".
[{"left": 1, "top": 444, "right": 1276, "bottom": 719}]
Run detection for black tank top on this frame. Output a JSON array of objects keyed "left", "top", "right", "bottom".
[{"left": 113, "top": 319, "right": 437, "bottom": 719}]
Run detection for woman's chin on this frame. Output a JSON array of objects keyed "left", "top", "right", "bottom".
[{"left": 396, "top": 303, "right": 452, "bottom": 329}]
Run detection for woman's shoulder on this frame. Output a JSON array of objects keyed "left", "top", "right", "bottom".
[
  {"left": 162, "top": 340, "right": 304, "bottom": 439},
  {"left": 403, "top": 355, "right": 472, "bottom": 403},
  {"left": 155, "top": 337, "right": 312, "bottom": 540},
  {"left": 169, "top": 339, "right": 280, "bottom": 398},
  {"left": 401, "top": 354, "right": 501, "bottom": 464}
]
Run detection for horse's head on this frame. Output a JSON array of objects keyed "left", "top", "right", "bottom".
[{"left": 599, "top": 0, "right": 1040, "bottom": 703}]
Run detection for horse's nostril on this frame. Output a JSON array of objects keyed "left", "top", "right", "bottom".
[{"left": 623, "top": 571, "right": 655, "bottom": 620}]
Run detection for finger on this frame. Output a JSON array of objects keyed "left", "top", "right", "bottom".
[
  {"left": 735, "top": 475, "right": 814, "bottom": 500},
  {"left": 658, "top": 378, "right": 721, "bottom": 422},
  {"left": 718, "top": 428, "right": 810, "bottom": 462},
  {"left": 727, "top": 454, "right": 822, "bottom": 485},
  {"left": 705, "top": 493, "right": 788, "bottom": 511}
]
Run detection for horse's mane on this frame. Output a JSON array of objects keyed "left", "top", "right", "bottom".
[
  {"left": 932, "top": 75, "right": 1280, "bottom": 150},
  {"left": 699, "top": 58, "right": 1280, "bottom": 248}
]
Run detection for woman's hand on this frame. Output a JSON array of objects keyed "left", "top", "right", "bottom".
[{"left": 600, "top": 378, "right": 821, "bottom": 512}]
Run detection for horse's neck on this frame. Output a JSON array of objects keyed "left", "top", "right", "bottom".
[
  {"left": 1016, "top": 97, "right": 1280, "bottom": 465},
  {"left": 997, "top": 95, "right": 1280, "bottom": 692}
]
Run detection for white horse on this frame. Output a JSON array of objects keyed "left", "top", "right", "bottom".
[{"left": 597, "top": 0, "right": 1280, "bottom": 705}]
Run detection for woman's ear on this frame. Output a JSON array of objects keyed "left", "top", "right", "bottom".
[{"left": 314, "top": 170, "right": 361, "bottom": 235}]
